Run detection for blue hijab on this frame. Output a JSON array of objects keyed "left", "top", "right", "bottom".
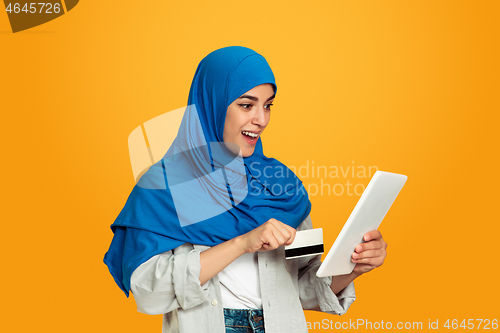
[{"left": 104, "top": 46, "right": 311, "bottom": 297}]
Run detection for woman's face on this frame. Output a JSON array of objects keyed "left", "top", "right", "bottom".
[{"left": 223, "top": 83, "right": 275, "bottom": 157}]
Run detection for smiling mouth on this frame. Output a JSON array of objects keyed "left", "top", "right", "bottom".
[
  {"left": 242, "top": 131, "right": 259, "bottom": 138},
  {"left": 241, "top": 131, "right": 259, "bottom": 145}
]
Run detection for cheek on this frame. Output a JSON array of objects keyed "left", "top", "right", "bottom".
[
  {"left": 223, "top": 113, "right": 237, "bottom": 142},
  {"left": 223, "top": 127, "right": 232, "bottom": 143}
]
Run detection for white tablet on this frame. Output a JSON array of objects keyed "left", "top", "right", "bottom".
[{"left": 316, "top": 170, "right": 407, "bottom": 277}]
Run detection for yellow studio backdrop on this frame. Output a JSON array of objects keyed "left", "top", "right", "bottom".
[{"left": 1, "top": 1, "right": 499, "bottom": 332}]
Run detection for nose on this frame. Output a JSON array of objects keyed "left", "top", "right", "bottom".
[{"left": 251, "top": 105, "right": 268, "bottom": 127}]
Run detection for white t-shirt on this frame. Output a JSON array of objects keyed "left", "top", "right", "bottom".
[{"left": 218, "top": 252, "right": 262, "bottom": 309}]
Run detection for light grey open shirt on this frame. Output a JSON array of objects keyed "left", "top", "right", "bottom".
[{"left": 130, "top": 214, "right": 356, "bottom": 333}]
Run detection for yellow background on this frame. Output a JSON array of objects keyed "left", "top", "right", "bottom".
[{"left": 1, "top": 0, "right": 499, "bottom": 331}]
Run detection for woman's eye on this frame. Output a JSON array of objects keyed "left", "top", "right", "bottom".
[
  {"left": 265, "top": 103, "right": 273, "bottom": 110},
  {"left": 239, "top": 104, "right": 252, "bottom": 109}
]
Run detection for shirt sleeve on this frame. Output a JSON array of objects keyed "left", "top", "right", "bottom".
[
  {"left": 296, "top": 214, "right": 356, "bottom": 316},
  {"left": 130, "top": 243, "right": 210, "bottom": 315}
]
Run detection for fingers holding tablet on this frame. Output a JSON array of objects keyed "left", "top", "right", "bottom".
[
  {"left": 351, "top": 230, "right": 388, "bottom": 274},
  {"left": 316, "top": 171, "right": 406, "bottom": 277}
]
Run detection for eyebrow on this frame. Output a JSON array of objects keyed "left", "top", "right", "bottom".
[{"left": 238, "top": 93, "right": 275, "bottom": 102}]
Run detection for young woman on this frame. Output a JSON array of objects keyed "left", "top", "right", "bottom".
[{"left": 104, "top": 46, "right": 387, "bottom": 333}]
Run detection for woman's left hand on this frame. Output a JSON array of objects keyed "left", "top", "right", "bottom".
[{"left": 351, "top": 230, "right": 387, "bottom": 275}]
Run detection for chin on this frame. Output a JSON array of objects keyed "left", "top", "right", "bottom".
[{"left": 242, "top": 149, "right": 255, "bottom": 157}]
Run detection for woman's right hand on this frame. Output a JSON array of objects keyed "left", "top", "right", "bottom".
[
  {"left": 199, "top": 218, "right": 296, "bottom": 285},
  {"left": 237, "top": 218, "right": 297, "bottom": 253}
]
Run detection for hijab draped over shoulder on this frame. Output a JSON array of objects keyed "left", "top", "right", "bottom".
[{"left": 104, "top": 46, "right": 311, "bottom": 296}]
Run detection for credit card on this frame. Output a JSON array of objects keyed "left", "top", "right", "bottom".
[{"left": 285, "top": 228, "right": 324, "bottom": 259}]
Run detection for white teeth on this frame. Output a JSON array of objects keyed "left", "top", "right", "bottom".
[{"left": 242, "top": 131, "right": 259, "bottom": 138}]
